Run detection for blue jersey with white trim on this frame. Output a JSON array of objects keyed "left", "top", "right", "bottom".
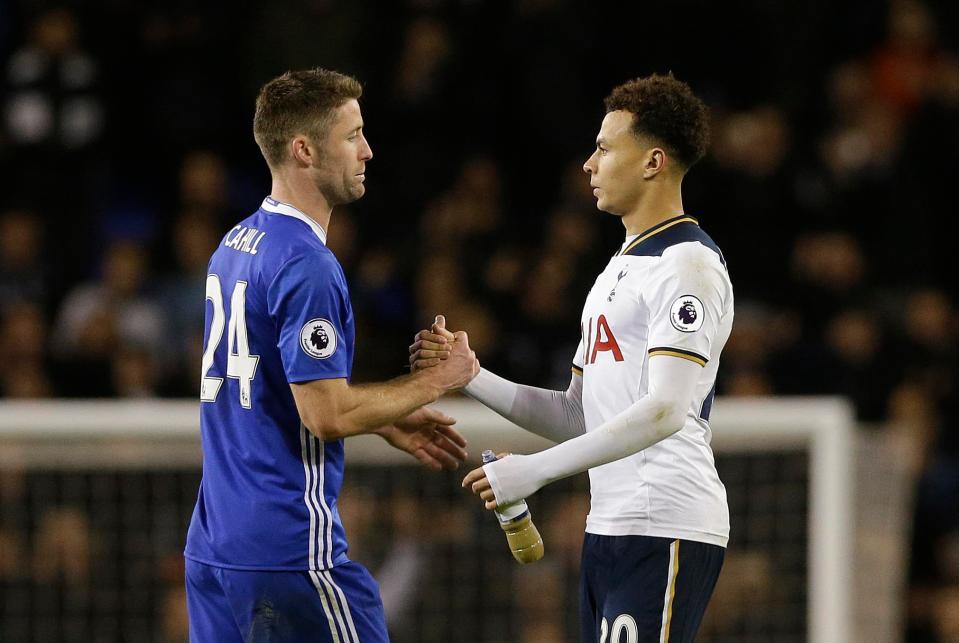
[{"left": 185, "top": 197, "right": 354, "bottom": 571}]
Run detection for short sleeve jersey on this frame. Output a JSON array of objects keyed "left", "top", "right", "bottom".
[
  {"left": 185, "top": 197, "right": 354, "bottom": 570},
  {"left": 573, "top": 215, "right": 733, "bottom": 548}
]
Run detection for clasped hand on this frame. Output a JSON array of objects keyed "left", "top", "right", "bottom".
[{"left": 409, "top": 315, "right": 502, "bottom": 510}]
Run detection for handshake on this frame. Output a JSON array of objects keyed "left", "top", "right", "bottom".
[{"left": 408, "top": 315, "right": 480, "bottom": 392}]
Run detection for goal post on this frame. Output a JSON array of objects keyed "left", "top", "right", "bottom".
[{"left": 0, "top": 397, "right": 864, "bottom": 642}]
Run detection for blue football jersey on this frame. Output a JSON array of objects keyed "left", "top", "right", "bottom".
[{"left": 185, "top": 197, "right": 354, "bottom": 571}]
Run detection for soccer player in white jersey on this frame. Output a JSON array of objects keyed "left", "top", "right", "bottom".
[
  {"left": 184, "top": 69, "right": 479, "bottom": 643},
  {"left": 411, "top": 74, "right": 732, "bottom": 642}
]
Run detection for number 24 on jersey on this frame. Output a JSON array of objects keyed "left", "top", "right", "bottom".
[{"left": 200, "top": 274, "right": 260, "bottom": 409}]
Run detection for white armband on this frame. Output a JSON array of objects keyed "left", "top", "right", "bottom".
[
  {"left": 464, "top": 368, "right": 584, "bottom": 443},
  {"left": 483, "top": 355, "right": 702, "bottom": 506}
]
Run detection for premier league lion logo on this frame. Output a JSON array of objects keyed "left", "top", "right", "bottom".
[
  {"left": 669, "top": 295, "right": 705, "bottom": 332},
  {"left": 310, "top": 325, "right": 329, "bottom": 351},
  {"left": 300, "top": 318, "right": 337, "bottom": 359},
  {"left": 678, "top": 300, "right": 698, "bottom": 325}
]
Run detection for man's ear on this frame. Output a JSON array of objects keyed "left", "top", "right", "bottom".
[
  {"left": 290, "top": 135, "right": 314, "bottom": 168},
  {"left": 643, "top": 147, "right": 668, "bottom": 179}
]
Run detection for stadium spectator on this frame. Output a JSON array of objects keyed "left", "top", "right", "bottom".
[
  {"left": 0, "top": 209, "right": 50, "bottom": 312},
  {"left": 1, "top": 6, "right": 104, "bottom": 218},
  {"left": 0, "top": 302, "right": 53, "bottom": 398},
  {"left": 158, "top": 213, "right": 219, "bottom": 395},
  {"left": 51, "top": 240, "right": 164, "bottom": 396},
  {"left": 1, "top": 8, "right": 102, "bottom": 152}
]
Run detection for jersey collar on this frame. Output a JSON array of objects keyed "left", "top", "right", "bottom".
[
  {"left": 619, "top": 214, "right": 699, "bottom": 256},
  {"left": 261, "top": 196, "right": 328, "bottom": 245}
]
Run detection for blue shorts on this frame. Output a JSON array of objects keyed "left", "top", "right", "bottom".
[
  {"left": 185, "top": 558, "right": 388, "bottom": 643},
  {"left": 579, "top": 534, "right": 724, "bottom": 643}
]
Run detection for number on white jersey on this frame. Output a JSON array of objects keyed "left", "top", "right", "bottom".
[{"left": 200, "top": 275, "right": 261, "bottom": 408}]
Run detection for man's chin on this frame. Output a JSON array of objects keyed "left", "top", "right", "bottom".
[
  {"left": 333, "top": 184, "right": 366, "bottom": 206},
  {"left": 594, "top": 199, "right": 616, "bottom": 215},
  {"left": 349, "top": 184, "right": 366, "bottom": 201}
]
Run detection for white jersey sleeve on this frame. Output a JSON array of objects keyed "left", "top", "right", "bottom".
[{"left": 644, "top": 243, "right": 732, "bottom": 367}]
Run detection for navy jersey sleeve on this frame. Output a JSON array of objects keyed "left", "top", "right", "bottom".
[{"left": 267, "top": 252, "right": 351, "bottom": 383}]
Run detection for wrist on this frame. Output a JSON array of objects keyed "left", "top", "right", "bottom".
[
  {"left": 412, "top": 365, "right": 453, "bottom": 397},
  {"left": 463, "top": 368, "right": 485, "bottom": 397}
]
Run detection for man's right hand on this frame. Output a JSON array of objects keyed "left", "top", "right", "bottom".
[
  {"left": 409, "top": 315, "right": 456, "bottom": 371},
  {"left": 411, "top": 315, "right": 479, "bottom": 390}
]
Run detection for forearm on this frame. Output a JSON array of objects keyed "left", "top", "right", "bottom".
[
  {"left": 465, "top": 368, "right": 585, "bottom": 443},
  {"left": 535, "top": 392, "right": 682, "bottom": 483},
  {"left": 298, "top": 371, "right": 445, "bottom": 440},
  {"left": 484, "top": 357, "right": 701, "bottom": 505}
]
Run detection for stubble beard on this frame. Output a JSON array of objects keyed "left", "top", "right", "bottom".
[{"left": 318, "top": 175, "right": 364, "bottom": 208}]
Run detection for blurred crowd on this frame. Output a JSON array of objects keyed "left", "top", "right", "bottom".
[{"left": 2, "top": 0, "right": 959, "bottom": 640}]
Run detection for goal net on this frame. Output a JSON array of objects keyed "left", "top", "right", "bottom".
[{"left": 0, "top": 397, "right": 905, "bottom": 642}]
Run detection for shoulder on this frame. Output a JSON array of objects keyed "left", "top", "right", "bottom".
[
  {"left": 660, "top": 238, "right": 725, "bottom": 271},
  {"left": 256, "top": 214, "right": 333, "bottom": 264},
  {"left": 624, "top": 217, "right": 726, "bottom": 268},
  {"left": 268, "top": 247, "right": 343, "bottom": 296},
  {"left": 241, "top": 210, "right": 340, "bottom": 280},
  {"left": 648, "top": 230, "right": 732, "bottom": 303}
]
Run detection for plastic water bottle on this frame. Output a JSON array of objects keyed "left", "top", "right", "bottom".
[{"left": 482, "top": 450, "right": 544, "bottom": 564}]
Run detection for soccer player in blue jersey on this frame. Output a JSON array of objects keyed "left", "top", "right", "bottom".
[
  {"left": 184, "top": 68, "right": 479, "bottom": 643},
  {"left": 412, "top": 74, "right": 731, "bottom": 643}
]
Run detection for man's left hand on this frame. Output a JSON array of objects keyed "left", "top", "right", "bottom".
[
  {"left": 462, "top": 464, "right": 498, "bottom": 510},
  {"left": 377, "top": 407, "right": 467, "bottom": 471}
]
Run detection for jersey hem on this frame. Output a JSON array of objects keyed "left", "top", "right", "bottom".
[
  {"left": 287, "top": 372, "right": 350, "bottom": 384},
  {"left": 584, "top": 521, "right": 729, "bottom": 548},
  {"left": 183, "top": 551, "right": 351, "bottom": 571}
]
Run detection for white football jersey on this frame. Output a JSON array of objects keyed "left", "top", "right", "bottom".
[{"left": 572, "top": 215, "right": 733, "bottom": 547}]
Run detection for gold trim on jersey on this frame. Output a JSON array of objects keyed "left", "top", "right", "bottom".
[
  {"left": 660, "top": 539, "right": 681, "bottom": 643},
  {"left": 571, "top": 364, "right": 584, "bottom": 376},
  {"left": 648, "top": 347, "right": 708, "bottom": 367},
  {"left": 620, "top": 215, "right": 700, "bottom": 256}
]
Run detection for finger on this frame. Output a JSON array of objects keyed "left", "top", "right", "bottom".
[
  {"left": 412, "top": 447, "right": 442, "bottom": 471},
  {"left": 436, "top": 424, "right": 467, "bottom": 447},
  {"left": 432, "top": 315, "right": 455, "bottom": 339},
  {"left": 485, "top": 499, "right": 498, "bottom": 510},
  {"left": 412, "top": 358, "right": 442, "bottom": 371},
  {"left": 461, "top": 467, "right": 486, "bottom": 488},
  {"left": 480, "top": 489, "right": 496, "bottom": 502},
  {"left": 418, "top": 408, "right": 457, "bottom": 427},
  {"left": 430, "top": 324, "right": 455, "bottom": 341},
  {"left": 411, "top": 349, "right": 452, "bottom": 360},
  {"left": 423, "top": 441, "right": 461, "bottom": 470},
  {"left": 416, "top": 329, "right": 448, "bottom": 344},
  {"left": 432, "top": 431, "right": 468, "bottom": 461},
  {"left": 470, "top": 478, "right": 492, "bottom": 495},
  {"left": 410, "top": 338, "right": 452, "bottom": 353}
]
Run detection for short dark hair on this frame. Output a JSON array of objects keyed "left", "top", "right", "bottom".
[
  {"left": 253, "top": 68, "right": 363, "bottom": 168},
  {"left": 604, "top": 73, "right": 710, "bottom": 170}
]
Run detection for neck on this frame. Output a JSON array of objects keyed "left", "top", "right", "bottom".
[
  {"left": 621, "top": 178, "right": 685, "bottom": 236},
  {"left": 269, "top": 170, "right": 333, "bottom": 234}
]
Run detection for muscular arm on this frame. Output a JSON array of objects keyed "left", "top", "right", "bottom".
[
  {"left": 292, "top": 330, "right": 477, "bottom": 441},
  {"left": 410, "top": 317, "right": 585, "bottom": 443},
  {"left": 464, "top": 368, "right": 585, "bottom": 443},
  {"left": 470, "top": 355, "right": 701, "bottom": 507},
  {"left": 292, "top": 371, "right": 444, "bottom": 441}
]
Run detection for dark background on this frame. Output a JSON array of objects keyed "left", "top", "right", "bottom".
[{"left": 2, "top": 1, "right": 959, "bottom": 641}]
